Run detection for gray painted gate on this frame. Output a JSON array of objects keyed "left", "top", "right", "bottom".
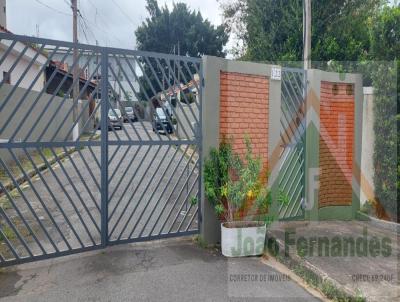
[
  {"left": 0, "top": 33, "right": 202, "bottom": 267},
  {"left": 278, "top": 67, "right": 306, "bottom": 220}
]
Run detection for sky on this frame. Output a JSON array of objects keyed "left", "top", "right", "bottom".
[{"left": 7, "top": 0, "right": 226, "bottom": 50}]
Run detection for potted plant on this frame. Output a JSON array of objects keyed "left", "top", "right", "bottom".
[{"left": 204, "top": 137, "right": 272, "bottom": 257}]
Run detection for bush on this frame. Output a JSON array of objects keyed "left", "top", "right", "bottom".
[
  {"left": 204, "top": 136, "right": 272, "bottom": 223},
  {"left": 369, "top": 6, "right": 399, "bottom": 221}
]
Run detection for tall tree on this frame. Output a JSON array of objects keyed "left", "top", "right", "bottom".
[
  {"left": 220, "top": 0, "right": 381, "bottom": 64},
  {"left": 136, "top": 0, "right": 228, "bottom": 57},
  {"left": 135, "top": 0, "right": 229, "bottom": 100},
  {"left": 369, "top": 5, "right": 399, "bottom": 221}
]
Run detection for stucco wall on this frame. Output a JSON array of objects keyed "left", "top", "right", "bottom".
[
  {"left": 175, "top": 102, "right": 199, "bottom": 140},
  {"left": 0, "top": 39, "right": 46, "bottom": 92},
  {"left": 360, "top": 87, "right": 375, "bottom": 206},
  {"left": 0, "top": 84, "right": 89, "bottom": 163}
]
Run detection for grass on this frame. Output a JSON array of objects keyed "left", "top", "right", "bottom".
[
  {"left": 0, "top": 225, "right": 16, "bottom": 241},
  {"left": 193, "top": 235, "right": 208, "bottom": 248},
  {"left": 0, "top": 215, "right": 40, "bottom": 259},
  {"left": 0, "top": 133, "right": 100, "bottom": 255},
  {"left": 273, "top": 253, "right": 366, "bottom": 302},
  {"left": 0, "top": 147, "right": 65, "bottom": 185},
  {"left": 0, "top": 191, "right": 15, "bottom": 211},
  {"left": 0, "top": 147, "right": 76, "bottom": 247},
  {"left": 0, "top": 132, "right": 100, "bottom": 187},
  {"left": 79, "top": 133, "right": 100, "bottom": 142}
]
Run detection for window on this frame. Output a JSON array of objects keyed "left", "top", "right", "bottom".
[{"left": 3, "top": 71, "right": 10, "bottom": 84}]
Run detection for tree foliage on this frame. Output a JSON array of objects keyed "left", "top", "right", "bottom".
[
  {"left": 369, "top": 6, "right": 399, "bottom": 221},
  {"left": 135, "top": 0, "right": 229, "bottom": 100},
  {"left": 136, "top": 0, "right": 228, "bottom": 58},
  {"left": 220, "top": 0, "right": 381, "bottom": 64},
  {"left": 220, "top": 1, "right": 399, "bottom": 221}
]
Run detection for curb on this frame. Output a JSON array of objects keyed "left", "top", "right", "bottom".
[
  {"left": 265, "top": 232, "right": 365, "bottom": 301},
  {"left": 356, "top": 211, "right": 400, "bottom": 234},
  {"left": 261, "top": 255, "right": 329, "bottom": 302}
]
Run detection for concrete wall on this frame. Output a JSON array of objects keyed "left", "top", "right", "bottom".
[
  {"left": 175, "top": 102, "right": 199, "bottom": 140},
  {"left": 0, "top": 84, "right": 89, "bottom": 163},
  {"left": 360, "top": 87, "right": 375, "bottom": 206}
]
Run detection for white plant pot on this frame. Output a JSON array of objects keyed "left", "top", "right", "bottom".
[{"left": 221, "top": 221, "right": 267, "bottom": 257}]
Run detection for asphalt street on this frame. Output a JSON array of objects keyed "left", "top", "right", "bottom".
[{"left": 0, "top": 238, "right": 320, "bottom": 302}]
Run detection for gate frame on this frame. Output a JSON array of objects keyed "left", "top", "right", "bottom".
[
  {"left": 277, "top": 67, "right": 307, "bottom": 222},
  {"left": 0, "top": 32, "right": 203, "bottom": 267}
]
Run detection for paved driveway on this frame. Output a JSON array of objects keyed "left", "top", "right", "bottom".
[
  {"left": 0, "top": 239, "right": 320, "bottom": 302},
  {"left": 1, "top": 122, "right": 198, "bottom": 261}
]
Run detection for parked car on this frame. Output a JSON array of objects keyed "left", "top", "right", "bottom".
[
  {"left": 123, "top": 106, "right": 136, "bottom": 122},
  {"left": 152, "top": 107, "right": 173, "bottom": 134},
  {"left": 108, "top": 108, "right": 123, "bottom": 130}
]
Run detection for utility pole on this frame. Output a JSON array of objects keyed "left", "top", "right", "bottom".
[
  {"left": 303, "top": 0, "right": 311, "bottom": 70},
  {"left": 177, "top": 41, "right": 180, "bottom": 85},
  {"left": 71, "top": 0, "right": 79, "bottom": 140}
]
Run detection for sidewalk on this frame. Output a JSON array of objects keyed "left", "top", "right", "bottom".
[
  {"left": 0, "top": 238, "right": 319, "bottom": 302},
  {"left": 267, "top": 220, "right": 400, "bottom": 301}
]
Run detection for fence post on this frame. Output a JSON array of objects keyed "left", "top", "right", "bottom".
[
  {"left": 200, "top": 56, "right": 225, "bottom": 244},
  {"left": 266, "top": 67, "right": 282, "bottom": 220},
  {"left": 304, "top": 70, "right": 363, "bottom": 221},
  {"left": 100, "top": 49, "right": 109, "bottom": 247},
  {"left": 304, "top": 69, "right": 321, "bottom": 221}
]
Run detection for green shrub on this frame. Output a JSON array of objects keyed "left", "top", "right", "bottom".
[
  {"left": 204, "top": 136, "right": 272, "bottom": 223},
  {"left": 369, "top": 6, "right": 400, "bottom": 221}
]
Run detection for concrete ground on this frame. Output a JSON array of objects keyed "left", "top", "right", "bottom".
[
  {"left": 268, "top": 220, "right": 400, "bottom": 302},
  {"left": 0, "top": 238, "right": 320, "bottom": 302},
  {"left": 1, "top": 122, "right": 198, "bottom": 262}
]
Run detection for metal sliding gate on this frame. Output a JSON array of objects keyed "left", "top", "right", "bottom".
[
  {"left": 278, "top": 67, "right": 306, "bottom": 220},
  {"left": 0, "top": 33, "right": 202, "bottom": 267}
]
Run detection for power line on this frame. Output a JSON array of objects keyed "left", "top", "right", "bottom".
[
  {"left": 33, "top": 0, "right": 71, "bottom": 16},
  {"left": 78, "top": 16, "right": 90, "bottom": 43},
  {"left": 78, "top": 0, "right": 124, "bottom": 46},
  {"left": 63, "top": 0, "right": 71, "bottom": 8},
  {"left": 78, "top": 6, "right": 97, "bottom": 43},
  {"left": 111, "top": 0, "right": 136, "bottom": 28},
  {"left": 79, "top": 12, "right": 125, "bottom": 46}
]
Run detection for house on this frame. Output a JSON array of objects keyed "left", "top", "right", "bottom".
[
  {"left": 0, "top": 26, "right": 47, "bottom": 92},
  {"left": 0, "top": 0, "right": 47, "bottom": 92},
  {"left": 45, "top": 61, "right": 97, "bottom": 100},
  {"left": 0, "top": 0, "right": 6, "bottom": 29}
]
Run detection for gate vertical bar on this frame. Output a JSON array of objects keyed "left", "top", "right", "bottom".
[
  {"left": 100, "top": 49, "right": 109, "bottom": 247},
  {"left": 197, "top": 63, "right": 204, "bottom": 227},
  {"left": 301, "top": 69, "right": 307, "bottom": 216}
]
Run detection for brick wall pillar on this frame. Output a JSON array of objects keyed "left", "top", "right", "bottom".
[
  {"left": 305, "top": 70, "right": 363, "bottom": 221},
  {"left": 219, "top": 71, "right": 269, "bottom": 164},
  {"left": 319, "top": 82, "right": 355, "bottom": 208},
  {"left": 201, "top": 57, "right": 281, "bottom": 244}
]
